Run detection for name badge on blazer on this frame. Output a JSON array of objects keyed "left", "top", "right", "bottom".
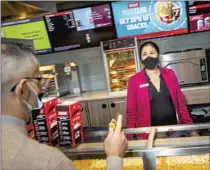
[{"left": 139, "top": 83, "right": 149, "bottom": 88}]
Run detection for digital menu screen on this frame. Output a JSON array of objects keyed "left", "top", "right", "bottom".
[
  {"left": 112, "top": 1, "right": 188, "bottom": 39},
  {"left": 188, "top": 1, "right": 210, "bottom": 33},
  {"left": 45, "top": 3, "right": 116, "bottom": 52},
  {"left": 73, "top": 5, "right": 112, "bottom": 31},
  {"left": 1, "top": 17, "right": 52, "bottom": 54}
]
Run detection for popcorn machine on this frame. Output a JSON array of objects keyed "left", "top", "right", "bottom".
[{"left": 101, "top": 37, "right": 140, "bottom": 94}]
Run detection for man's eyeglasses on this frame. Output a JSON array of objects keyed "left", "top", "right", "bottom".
[{"left": 10, "top": 77, "right": 51, "bottom": 92}]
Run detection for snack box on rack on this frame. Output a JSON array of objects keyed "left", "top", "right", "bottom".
[
  {"left": 56, "top": 100, "right": 84, "bottom": 148},
  {"left": 25, "top": 123, "right": 35, "bottom": 139},
  {"left": 41, "top": 97, "right": 59, "bottom": 115},
  {"left": 34, "top": 111, "right": 58, "bottom": 146},
  {"left": 56, "top": 100, "right": 81, "bottom": 117}
]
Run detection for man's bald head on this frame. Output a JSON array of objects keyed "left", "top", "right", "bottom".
[{"left": 1, "top": 41, "right": 40, "bottom": 94}]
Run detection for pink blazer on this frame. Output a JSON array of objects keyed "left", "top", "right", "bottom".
[{"left": 126, "top": 67, "right": 193, "bottom": 139}]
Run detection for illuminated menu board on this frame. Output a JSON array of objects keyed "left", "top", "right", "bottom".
[
  {"left": 45, "top": 3, "right": 116, "bottom": 52},
  {"left": 112, "top": 1, "right": 188, "bottom": 39},
  {"left": 1, "top": 17, "right": 52, "bottom": 54},
  {"left": 188, "top": 1, "right": 210, "bottom": 33}
]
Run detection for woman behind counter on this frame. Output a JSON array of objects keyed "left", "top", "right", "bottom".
[{"left": 126, "top": 41, "right": 194, "bottom": 139}]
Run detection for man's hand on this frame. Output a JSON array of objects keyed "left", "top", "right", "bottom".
[{"left": 104, "top": 115, "right": 128, "bottom": 157}]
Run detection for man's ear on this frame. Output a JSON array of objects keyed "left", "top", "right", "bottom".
[{"left": 15, "top": 79, "right": 27, "bottom": 98}]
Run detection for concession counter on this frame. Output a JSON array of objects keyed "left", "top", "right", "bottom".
[{"left": 60, "top": 123, "right": 210, "bottom": 170}]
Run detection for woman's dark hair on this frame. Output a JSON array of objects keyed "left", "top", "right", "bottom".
[{"left": 139, "top": 41, "right": 160, "bottom": 59}]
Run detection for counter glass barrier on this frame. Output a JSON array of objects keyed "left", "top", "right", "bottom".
[{"left": 60, "top": 123, "right": 210, "bottom": 170}]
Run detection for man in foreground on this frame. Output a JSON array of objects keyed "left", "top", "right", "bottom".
[{"left": 1, "top": 40, "right": 128, "bottom": 170}]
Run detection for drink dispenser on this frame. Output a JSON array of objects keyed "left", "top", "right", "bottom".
[
  {"left": 40, "top": 63, "right": 82, "bottom": 97},
  {"left": 54, "top": 62, "right": 82, "bottom": 97},
  {"left": 66, "top": 63, "right": 82, "bottom": 97}
]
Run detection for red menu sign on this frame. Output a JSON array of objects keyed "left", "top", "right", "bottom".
[
  {"left": 92, "top": 4, "right": 112, "bottom": 28},
  {"left": 188, "top": 2, "right": 210, "bottom": 33},
  {"left": 190, "top": 13, "right": 210, "bottom": 32}
]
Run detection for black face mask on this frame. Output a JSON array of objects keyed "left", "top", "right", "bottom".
[{"left": 142, "top": 56, "right": 159, "bottom": 69}]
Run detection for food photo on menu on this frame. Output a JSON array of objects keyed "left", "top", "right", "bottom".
[{"left": 73, "top": 7, "right": 95, "bottom": 31}]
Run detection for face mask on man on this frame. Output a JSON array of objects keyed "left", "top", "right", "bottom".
[
  {"left": 142, "top": 56, "right": 159, "bottom": 69},
  {"left": 19, "top": 83, "right": 44, "bottom": 125}
]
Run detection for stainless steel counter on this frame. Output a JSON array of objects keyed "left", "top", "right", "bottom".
[
  {"left": 61, "top": 85, "right": 210, "bottom": 104},
  {"left": 61, "top": 90, "right": 126, "bottom": 102}
]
